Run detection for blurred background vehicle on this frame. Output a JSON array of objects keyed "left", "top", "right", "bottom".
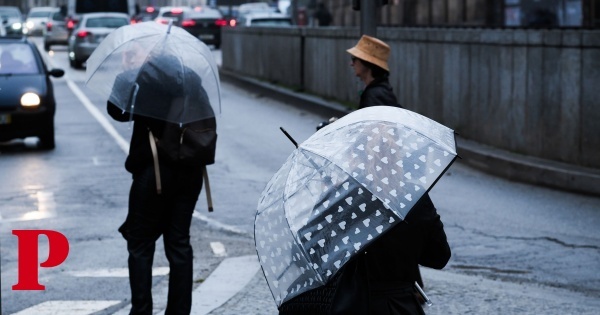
[
  {"left": 0, "top": 36, "right": 65, "bottom": 150},
  {"left": 154, "top": 6, "right": 189, "bottom": 26},
  {"left": 131, "top": 5, "right": 160, "bottom": 24},
  {"left": 67, "top": 12, "right": 130, "bottom": 69},
  {"left": 24, "top": 6, "right": 57, "bottom": 36},
  {"left": 66, "top": 0, "right": 136, "bottom": 36},
  {"left": 43, "top": 9, "right": 69, "bottom": 51},
  {"left": 237, "top": 11, "right": 292, "bottom": 27},
  {"left": 0, "top": 6, "right": 24, "bottom": 36},
  {"left": 155, "top": 6, "right": 226, "bottom": 49}
]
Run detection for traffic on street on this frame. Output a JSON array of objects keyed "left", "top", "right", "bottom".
[{"left": 1, "top": 30, "right": 600, "bottom": 315}]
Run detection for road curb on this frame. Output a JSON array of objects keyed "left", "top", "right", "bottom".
[{"left": 219, "top": 68, "right": 600, "bottom": 196}]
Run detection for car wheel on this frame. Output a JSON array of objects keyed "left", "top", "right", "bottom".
[{"left": 38, "top": 120, "right": 55, "bottom": 150}]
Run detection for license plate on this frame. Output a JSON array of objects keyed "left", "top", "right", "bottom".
[
  {"left": 199, "top": 34, "right": 214, "bottom": 40},
  {"left": 0, "top": 114, "right": 11, "bottom": 125}
]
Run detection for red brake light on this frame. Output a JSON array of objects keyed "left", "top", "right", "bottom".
[
  {"left": 76, "top": 30, "right": 90, "bottom": 38},
  {"left": 229, "top": 19, "right": 237, "bottom": 27},
  {"left": 182, "top": 19, "right": 195, "bottom": 27},
  {"left": 171, "top": 8, "right": 183, "bottom": 14},
  {"left": 215, "top": 19, "right": 227, "bottom": 27},
  {"left": 156, "top": 18, "right": 169, "bottom": 25},
  {"left": 67, "top": 19, "right": 76, "bottom": 30},
  {"left": 46, "top": 21, "right": 53, "bottom": 31},
  {"left": 146, "top": 7, "right": 155, "bottom": 13}
]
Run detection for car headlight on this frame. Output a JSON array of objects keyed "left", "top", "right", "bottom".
[
  {"left": 11, "top": 23, "right": 22, "bottom": 30},
  {"left": 21, "top": 93, "right": 41, "bottom": 107},
  {"left": 26, "top": 21, "right": 34, "bottom": 29}
]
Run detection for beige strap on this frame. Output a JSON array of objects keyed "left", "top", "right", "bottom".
[
  {"left": 202, "top": 165, "right": 213, "bottom": 212},
  {"left": 148, "top": 130, "right": 162, "bottom": 194}
]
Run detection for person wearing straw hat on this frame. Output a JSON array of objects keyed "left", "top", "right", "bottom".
[
  {"left": 347, "top": 34, "right": 400, "bottom": 109},
  {"left": 290, "top": 36, "right": 451, "bottom": 315},
  {"left": 316, "top": 35, "right": 400, "bottom": 131}
]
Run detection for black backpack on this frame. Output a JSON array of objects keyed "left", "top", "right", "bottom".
[{"left": 153, "top": 117, "right": 217, "bottom": 166}]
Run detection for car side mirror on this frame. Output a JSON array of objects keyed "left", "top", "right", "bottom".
[{"left": 48, "top": 68, "right": 65, "bottom": 78}]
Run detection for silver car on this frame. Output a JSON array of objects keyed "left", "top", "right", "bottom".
[
  {"left": 67, "top": 12, "right": 130, "bottom": 69},
  {"left": 24, "top": 7, "right": 57, "bottom": 36},
  {"left": 0, "top": 6, "right": 24, "bottom": 36},
  {"left": 43, "top": 10, "right": 69, "bottom": 51}
]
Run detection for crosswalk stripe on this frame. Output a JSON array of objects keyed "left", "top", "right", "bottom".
[
  {"left": 12, "top": 300, "right": 121, "bottom": 315},
  {"left": 68, "top": 267, "right": 169, "bottom": 277}
]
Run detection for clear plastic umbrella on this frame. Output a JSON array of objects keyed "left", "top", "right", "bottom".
[
  {"left": 85, "top": 21, "right": 220, "bottom": 124},
  {"left": 255, "top": 106, "right": 458, "bottom": 307}
]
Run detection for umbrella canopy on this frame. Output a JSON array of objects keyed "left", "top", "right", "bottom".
[
  {"left": 85, "top": 21, "right": 220, "bottom": 124},
  {"left": 255, "top": 106, "right": 457, "bottom": 307}
]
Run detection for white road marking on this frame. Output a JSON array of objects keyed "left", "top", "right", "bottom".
[
  {"left": 188, "top": 255, "right": 260, "bottom": 315},
  {"left": 210, "top": 242, "right": 227, "bottom": 257},
  {"left": 68, "top": 267, "right": 169, "bottom": 278},
  {"left": 12, "top": 300, "right": 121, "bottom": 315},
  {"left": 66, "top": 79, "right": 130, "bottom": 154}
]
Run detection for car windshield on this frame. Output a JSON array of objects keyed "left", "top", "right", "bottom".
[
  {"left": 0, "top": 9, "right": 21, "bottom": 18},
  {"left": 0, "top": 44, "right": 39, "bottom": 75},
  {"left": 251, "top": 18, "right": 291, "bottom": 26},
  {"left": 28, "top": 11, "right": 54, "bottom": 18},
  {"left": 85, "top": 17, "right": 129, "bottom": 28},
  {"left": 189, "top": 10, "right": 222, "bottom": 19}
]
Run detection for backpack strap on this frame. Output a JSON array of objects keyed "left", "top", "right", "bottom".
[
  {"left": 148, "top": 130, "right": 162, "bottom": 194},
  {"left": 202, "top": 165, "right": 213, "bottom": 212}
]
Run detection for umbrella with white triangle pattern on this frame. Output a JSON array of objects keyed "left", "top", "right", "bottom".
[{"left": 254, "top": 106, "right": 458, "bottom": 307}]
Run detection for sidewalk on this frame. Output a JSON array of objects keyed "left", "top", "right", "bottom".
[
  {"left": 217, "top": 69, "right": 600, "bottom": 197},
  {"left": 203, "top": 257, "right": 600, "bottom": 315}
]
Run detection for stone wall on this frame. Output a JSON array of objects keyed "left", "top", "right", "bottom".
[{"left": 221, "top": 27, "right": 600, "bottom": 170}]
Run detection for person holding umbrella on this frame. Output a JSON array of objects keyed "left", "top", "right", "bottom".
[
  {"left": 279, "top": 36, "right": 452, "bottom": 315},
  {"left": 85, "top": 21, "right": 221, "bottom": 315}
]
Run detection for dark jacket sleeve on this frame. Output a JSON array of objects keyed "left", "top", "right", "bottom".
[
  {"left": 107, "top": 101, "right": 130, "bottom": 122},
  {"left": 413, "top": 195, "right": 451, "bottom": 270}
]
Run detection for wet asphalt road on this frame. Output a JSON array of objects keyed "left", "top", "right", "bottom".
[{"left": 0, "top": 37, "right": 599, "bottom": 314}]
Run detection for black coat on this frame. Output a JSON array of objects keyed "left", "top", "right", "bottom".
[{"left": 359, "top": 77, "right": 399, "bottom": 109}]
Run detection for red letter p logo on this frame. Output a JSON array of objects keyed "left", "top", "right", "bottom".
[{"left": 12, "top": 230, "right": 70, "bottom": 290}]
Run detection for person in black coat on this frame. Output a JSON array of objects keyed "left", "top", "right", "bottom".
[
  {"left": 107, "top": 50, "right": 208, "bottom": 315},
  {"left": 283, "top": 35, "right": 451, "bottom": 315}
]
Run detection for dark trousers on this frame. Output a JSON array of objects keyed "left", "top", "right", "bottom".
[{"left": 119, "top": 163, "right": 203, "bottom": 315}]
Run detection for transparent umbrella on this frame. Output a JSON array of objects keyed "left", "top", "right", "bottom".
[
  {"left": 85, "top": 21, "right": 220, "bottom": 124},
  {"left": 255, "top": 106, "right": 458, "bottom": 307}
]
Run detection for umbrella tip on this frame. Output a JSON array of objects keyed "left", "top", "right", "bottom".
[{"left": 280, "top": 127, "right": 298, "bottom": 148}]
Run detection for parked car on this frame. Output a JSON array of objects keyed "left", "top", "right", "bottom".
[
  {"left": 237, "top": 12, "right": 292, "bottom": 27},
  {"left": 0, "top": 6, "right": 24, "bottom": 36},
  {"left": 43, "top": 9, "right": 69, "bottom": 51},
  {"left": 156, "top": 6, "right": 226, "bottom": 49},
  {"left": 0, "top": 36, "right": 65, "bottom": 149},
  {"left": 24, "top": 7, "right": 57, "bottom": 36},
  {"left": 67, "top": 12, "right": 130, "bottom": 69}
]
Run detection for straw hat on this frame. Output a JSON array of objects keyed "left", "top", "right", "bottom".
[{"left": 346, "top": 35, "right": 390, "bottom": 71}]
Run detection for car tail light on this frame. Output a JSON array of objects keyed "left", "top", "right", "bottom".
[
  {"left": 181, "top": 19, "right": 195, "bottom": 27},
  {"left": 46, "top": 21, "right": 53, "bottom": 31},
  {"left": 229, "top": 19, "right": 237, "bottom": 27},
  {"left": 67, "top": 19, "right": 77, "bottom": 30},
  {"left": 76, "top": 30, "right": 90, "bottom": 38},
  {"left": 215, "top": 19, "right": 227, "bottom": 27},
  {"left": 155, "top": 18, "right": 170, "bottom": 25},
  {"left": 171, "top": 8, "right": 183, "bottom": 14}
]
